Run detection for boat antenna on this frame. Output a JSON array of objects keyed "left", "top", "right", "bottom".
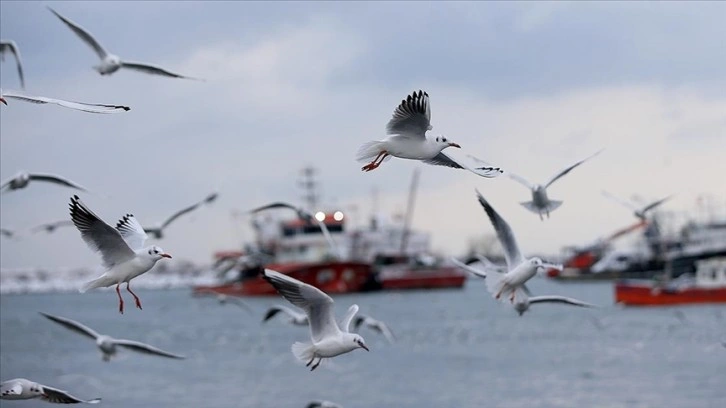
[{"left": 298, "top": 165, "right": 319, "bottom": 212}]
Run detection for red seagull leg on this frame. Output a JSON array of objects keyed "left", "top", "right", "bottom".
[
  {"left": 362, "top": 151, "right": 388, "bottom": 172},
  {"left": 126, "top": 282, "right": 143, "bottom": 310},
  {"left": 116, "top": 284, "right": 124, "bottom": 314}
]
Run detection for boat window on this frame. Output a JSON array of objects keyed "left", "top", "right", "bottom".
[
  {"left": 713, "top": 268, "right": 718, "bottom": 280},
  {"left": 317, "top": 269, "right": 334, "bottom": 284}
]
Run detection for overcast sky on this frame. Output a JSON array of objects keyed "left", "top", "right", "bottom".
[{"left": 1, "top": 1, "right": 725, "bottom": 269}]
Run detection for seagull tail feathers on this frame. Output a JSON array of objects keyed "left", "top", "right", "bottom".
[
  {"left": 79, "top": 274, "right": 115, "bottom": 293},
  {"left": 519, "top": 201, "right": 541, "bottom": 214},
  {"left": 544, "top": 200, "right": 563, "bottom": 213},
  {"left": 356, "top": 141, "right": 386, "bottom": 162},
  {"left": 291, "top": 341, "right": 315, "bottom": 364},
  {"left": 484, "top": 269, "right": 507, "bottom": 301}
]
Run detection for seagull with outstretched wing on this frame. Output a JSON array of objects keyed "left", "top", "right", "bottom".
[
  {"left": 143, "top": 192, "right": 218, "bottom": 239},
  {"left": 40, "top": 312, "right": 185, "bottom": 361},
  {"left": 502, "top": 150, "right": 603, "bottom": 220},
  {"left": 48, "top": 7, "right": 200, "bottom": 80},
  {"left": 356, "top": 90, "right": 503, "bottom": 177}
]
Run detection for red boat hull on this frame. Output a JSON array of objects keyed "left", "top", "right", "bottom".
[
  {"left": 614, "top": 281, "right": 726, "bottom": 306},
  {"left": 193, "top": 261, "right": 374, "bottom": 296},
  {"left": 380, "top": 266, "right": 466, "bottom": 290}
]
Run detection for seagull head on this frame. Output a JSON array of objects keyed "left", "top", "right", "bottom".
[
  {"left": 146, "top": 245, "right": 172, "bottom": 260},
  {"left": 351, "top": 334, "right": 369, "bottom": 352},
  {"left": 434, "top": 136, "right": 461, "bottom": 149}
]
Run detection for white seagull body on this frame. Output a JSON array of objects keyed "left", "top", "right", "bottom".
[
  {"left": 69, "top": 195, "right": 172, "bottom": 314},
  {"left": 474, "top": 190, "right": 562, "bottom": 304},
  {"left": 353, "top": 314, "right": 396, "bottom": 343},
  {"left": 48, "top": 7, "right": 199, "bottom": 80},
  {"left": 263, "top": 269, "right": 369, "bottom": 371},
  {"left": 356, "top": 90, "right": 502, "bottom": 177},
  {"left": 0, "top": 89, "right": 129, "bottom": 113},
  {"left": 506, "top": 150, "right": 602, "bottom": 220},
  {"left": 263, "top": 304, "right": 310, "bottom": 326},
  {"left": 1, "top": 378, "right": 101, "bottom": 404},
  {"left": 40, "top": 312, "right": 185, "bottom": 361},
  {"left": 1, "top": 171, "right": 88, "bottom": 194},
  {"left": 250, "top": 201, "right": 342, "bottom": 260},
  {"left": 0, "top": 40, "right": 25, "bottom": 88},
  {"left": 602, "top": 191, "right": 673, "bottom": 221},
  {"left": 143, "top": 192, "right": 218, "bottom": 239}
]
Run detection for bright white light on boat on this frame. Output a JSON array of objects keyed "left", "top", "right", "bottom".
[
  {"left": 333, "top": 211, "right": 344, "bottom": 221},
  {"left": 315, "top": 211, "right": 326, "bottom": 222}
]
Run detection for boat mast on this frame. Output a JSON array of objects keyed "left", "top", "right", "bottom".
[
  {"left": 399, "top": 168, "right": 421, "bottom": 254},
  {"left": 298, "top": 165, "right": 319, "bottom": 213}
]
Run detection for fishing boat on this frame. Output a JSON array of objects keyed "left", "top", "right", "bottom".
[{"left": 614, "top": 257, "right": 726, "bottom": 306}]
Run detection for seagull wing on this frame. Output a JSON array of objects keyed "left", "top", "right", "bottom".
[
  {"left": 39, "top": 384, "right": 101, "bottom": 404},
  {"left": 640, "top": 194, "right": 673, "bottom": 214},
  {"left": 423, "top": 152, "right": 504, "bottom": 178},
  {"left": 386, "top": 90, "right": 431, "bottom": 139},
  {"left": 0, "top": 40, "right": 25, "bottom": 88},
  {"left": 544, "top": 149, "right": 602, "bottom": 188},
  {"left": 47, "top": 7, "right": 108, "bottom": 60},
  {"left": 528, "top": 295, "right": 597, "bottom": 308},
  {"left": 602, "top": 190, "right": 639, "bottom": 212},
  {"left": 263, "top": 269, "right": 339, "bottom": 342},
  {"left": 69, "top": 195, "right": 135, "bottom": 268},
  {"left": 39, "top": 312, "right": 100, "bottom": 340},
  {"left": 249, "top": 202, "right": 299, "bottom": 215},
  {"left": 1, "top": 90, "right": 130, "bottom": 113},
  {"left": 114, "top": 339, "right": 185, "bottom": 359},
  {"left": 115, "top": 214, "right": 148, "bottom": 250},
  {"left": 28, "top": 173, "right": 87, "bottom": 191},
  {"left": 340, "top": 304, "right": 359, "bottom": 333},
  {"left": 120, "top": 61, "right": 198, "bottom": 80},
  {"left": 450, "top": 257, "right": 487, "bottom": 279},
  {"left": 263, "top": 305, "right": 306, "bottom": 323},
  {"left": 375, "top": 320, "right": 396, "bottom": 343},
  {"left": 506, "top": 171, "right": 535, "bottom": 190},
  {"left": 475, "top": 190, "right": 524, "bottom": 268},
  {"left": 352, "top": 315, "right": 366, "bottom": 331},
  {"left": 226, "top": 297, "right": 253, "bottom": 313},
  {"left": 158, "top": 197, "right": 208, "bottom": 230}
]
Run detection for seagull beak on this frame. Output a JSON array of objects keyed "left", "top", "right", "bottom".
[
  {"left": 160, "top": 253, "right": 172, "bottom": 259},
  {"left": 360, "top": 342, "right": 370, "bottom": 352},
  {"left": 448, "top": 142, "right": 461, "bottom": 148}
]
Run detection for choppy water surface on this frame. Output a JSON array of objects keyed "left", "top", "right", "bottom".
[{"left": 1, "top": 278, "right": 725, "bottom": 408}]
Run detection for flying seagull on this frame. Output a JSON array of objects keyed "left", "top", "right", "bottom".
[
  {"left": 48, "top": 7, "right": 200, "bottom": 80},
  {"left": 0, "top": 40, "right": 25, "bottom": 88},
  {"left": 262, "top": 304, "right": 309, "bottom": 326},
  {"left": 263, "top": 269, "right": 369, "bottom": 371},
  {"left": 512, "top": 295, "right": 596, "bottom": 316},
  {"left": 474, "top": 190, "right": 562, "bottom": 304},
  {"left": 1, "top": 378, "right": 100, "bottom": 404},
  {"left": 1, "top": 171, "right": 88, "bottom": 194},
  {"left": 194, "top": 292, "right": 253, "bottom": 313},
  {"left": 353, "top": 314, "right": 396, "bottom": 343},
  {"left": 306, "top": 401, "right": 343, "bottom": 408},
  {"left": 0, "top": 89, "right": 129, "bottom": 113},
  {"left": 143, "top": 192, "right": 218, "bottom": 239},
  {"left": 250, "top": 201, "right": 342, "bottom": 260},
  {"left": 69, "top": 195, "right": 172, "bottom": 314},
  {"left": 356, "top": 90, "right": 503, "bottom": 177},
  {"left": 31, "top": 220, "right": 75, "bottom": 234},
  {"left": 505, "top": 150, "right": 603, "bottom": 220},
  {"left": 0, "top": 228, "right": 16, "bottom": 239},
  {"left": 602, "top": 191, "right": 673, "bottom": 221},
  {"left": 40, "top": 312, "right": 185, "bottom": 361}
]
